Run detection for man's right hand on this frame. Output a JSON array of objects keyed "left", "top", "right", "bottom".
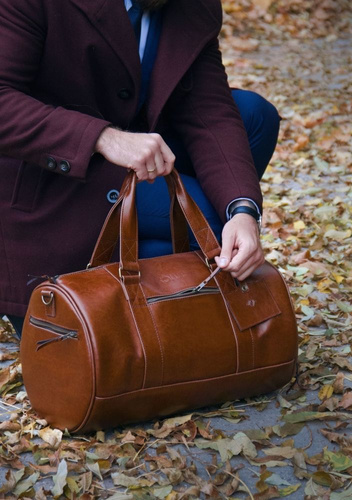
[{"left": 95, "top": 127, "right": 175, "bottom": 181}]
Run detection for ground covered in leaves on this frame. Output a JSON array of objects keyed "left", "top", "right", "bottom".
[{"left": 1, "top": 0, "right": 352, "bottom": 498}]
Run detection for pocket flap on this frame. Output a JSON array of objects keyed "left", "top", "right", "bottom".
[{"left": 224, "top": 279, "right": 281, "bottom": 331}]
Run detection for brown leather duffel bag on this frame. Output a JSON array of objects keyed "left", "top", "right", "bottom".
[{"left": 20, "top": 170, "right": 298, "bottom": 433}]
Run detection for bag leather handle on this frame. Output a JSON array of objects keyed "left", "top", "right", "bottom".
[
  {"left": 88, "top": 170, "right": 190, "bottom": 268},
  {"left": 88, "top": 173, "right": 130, "bottom": 269},
  {"left": 89, "top": 169, "right": 221, "bottom": 272},
  {"left": 165, "top": 170, "right": 221, "bottom": 261}
]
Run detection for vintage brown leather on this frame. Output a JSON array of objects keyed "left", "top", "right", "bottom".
[{"left": 20, "top": 170, "right": 298, "bottom": 433}]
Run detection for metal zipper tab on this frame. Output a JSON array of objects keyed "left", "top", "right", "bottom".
[
  {"left": 29, "top": 316, "right": 78, "bottom": 351},
  {"left": 147, "top": 267, "right": 222, "bottom": 305},
  {"left": 147, "top": 286, "right": 219, "bottom": 305},
  {"left": 194, "top": 266, "right": 222, "bottom": 292}
]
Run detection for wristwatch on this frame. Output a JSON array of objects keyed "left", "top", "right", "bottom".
[{"left": 228, "top": 203, "right": 262, "bottom": 231}]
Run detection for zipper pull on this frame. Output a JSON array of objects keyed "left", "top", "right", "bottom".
[
  {"left": 27, "top": 274, "right": 56, "bottom": 286},
  {"left": 36, "top": 332, "right": 77, "bottom": 351},
  {"left": 194, "top": 266, "right": 221, "bottom": 293}
]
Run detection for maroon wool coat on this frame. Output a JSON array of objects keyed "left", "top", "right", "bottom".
[{"left": 0, "top": 0, "right": 262, "bottom": 316}]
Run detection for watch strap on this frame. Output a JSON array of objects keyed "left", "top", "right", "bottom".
[{"left": 229, "top": 205, "right": 260, "bottom": 221}]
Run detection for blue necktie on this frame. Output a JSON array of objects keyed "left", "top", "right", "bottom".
[
  {"left": 127, "top": 2, "right": 163, "bottom": 116},
  {"left": 128, "top": 0, "right": 143, "bottom": 42},
  {"left": 138, "top": 10, "right": 162, "bottom": 110}
]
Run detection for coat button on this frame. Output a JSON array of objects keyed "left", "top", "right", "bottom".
[
  {"left": 60, "top": 160, "right": 71, "bottom": 173},
  {"left": 118, "top": 88, "right": 132, "bottom": 100},
  {"left": 107, "top": 189, "right": 119, "bottom": 204},
  {"left": 47, "top": 156, "right": 57, "bottom": 170}
]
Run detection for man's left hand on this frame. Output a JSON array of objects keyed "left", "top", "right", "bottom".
[{"left": 214, "top": 214, "right": 264, "bottom": 281}]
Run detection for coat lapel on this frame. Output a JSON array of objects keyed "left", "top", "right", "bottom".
[
  {"left": 70, "top": 0, "right": 142, "bottom": 98},
  {"left": 69, "top": 0, "right": 220, "bottom": 129},
  {"left": 147, "top": 0, "right": 221, "bottom": 130}
]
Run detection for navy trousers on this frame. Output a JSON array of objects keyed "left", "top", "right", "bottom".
[
  {"left": 5, "top": 89, "right": 280, "bottom": 337},
  {"left": 136, "top": 89, "right": 280, "bottom": 258}
]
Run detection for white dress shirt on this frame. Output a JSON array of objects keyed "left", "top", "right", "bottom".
[{"left": 124, "top": 0, "right": 150, "bottom": 60}]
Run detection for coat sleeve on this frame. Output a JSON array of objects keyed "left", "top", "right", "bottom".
[
  {"left": 167, "top": 36, "right": 263, "bottom": 221},
  {"left": 0, "top": 0, "right": 110, "bottom": 180}
]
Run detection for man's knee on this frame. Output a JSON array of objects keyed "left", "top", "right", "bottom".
[
  {"left": 231, "top": 89, "right": 280, "bottom": 133},
  {"left": 252, "top": 92, "right": 280, "bottom": 130}
]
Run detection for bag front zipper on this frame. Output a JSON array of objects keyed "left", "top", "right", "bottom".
[
  {"left": 29, "top": 316, "right": 78, "bottom": 351},
  {"left": 147, "top": 286, "right": 219, "bottom": 305}
]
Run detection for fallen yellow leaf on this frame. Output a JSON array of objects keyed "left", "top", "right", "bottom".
[
  {"left": 317, "top": 278, "right": 334, "bottom": 292},
  {"left": 294, "top": 220, "right": 306, "bottom": 231},
  {"left": 318, "top": 385, "right": 334, "bottom": 401},
  {"left": 331, "top": 273, "right": 344, "bottom": 284},
  {"left": 299, "top": 299, "right": 310, "bottom": 306}
]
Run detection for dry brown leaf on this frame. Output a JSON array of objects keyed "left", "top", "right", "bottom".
[
  {"left": 253, "top": 486, "right": 281, "bottom": 499},
  {"left": 252, "top": 0, "right": 274, "bottom": 9},
  {"left": 262, "top": 446, "right": 296, "bottom": 459},
  {"left": 293, "top": 135, "right": 310, "bottom": 152},
  {"left": 231, "top": 37, "right": 260, "bottom": 52},
  {"left": 340, "top": 391, "right": 352, "bottom": 410},
  {"left": 332, "top": 373, "right": 345, "bottom": 394},
  {"left": 38, "top": 427, "right": 63, "bottom": 448},
  {"left": 0, "top": 421, "right": 21, "bottom": 431}
]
